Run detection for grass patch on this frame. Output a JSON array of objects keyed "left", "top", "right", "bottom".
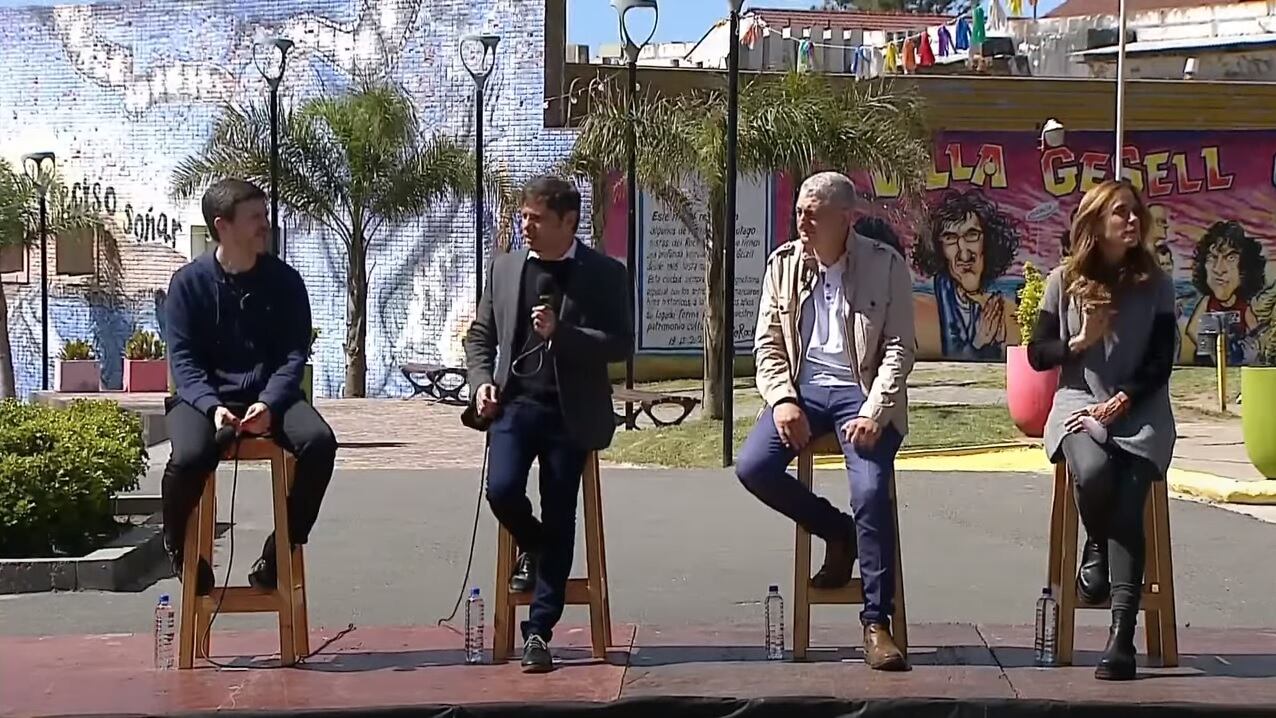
[{"left": 603, "top": 405, "right": 1021, "bottom": 469}]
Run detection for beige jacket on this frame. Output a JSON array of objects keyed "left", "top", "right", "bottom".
[{"left": 753, "top": 231, "right": 915, "bottom": 435}]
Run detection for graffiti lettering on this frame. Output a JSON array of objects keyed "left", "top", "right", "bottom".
[
  {"left": 1042, "top": 146, "right": 1235, "bottom": 198},
  {"left": 869, "top": 143, "right": 1008, "bottom": 198},
  {"left": 70, "top": 178, "right": 182, "bottom": 246}
]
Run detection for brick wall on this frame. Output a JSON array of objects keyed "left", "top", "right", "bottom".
[{"left": 0, "top": 0, "right": 578, "bottom": 399}]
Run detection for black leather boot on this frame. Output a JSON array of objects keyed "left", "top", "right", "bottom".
[
  {"left": 812, "top": 523, "right": 857, "bottom": 589},
  {"left": 1077, "top": 538, "right": 1110, "bottom": 605},
  {"left": 1095, "top": 610, "right": 1137, "bottom": 681}
]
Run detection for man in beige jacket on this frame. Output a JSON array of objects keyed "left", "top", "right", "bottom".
[{"left": 736, "top": 171, "right": 915, "bottom": 670}]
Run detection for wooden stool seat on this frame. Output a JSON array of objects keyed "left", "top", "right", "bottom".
[
  {"left": 1046, "top": 460, "right": 1178, "bottom": 667},
  {"left": 493, "top": 451, "right": 611, "bottom": 662},
  {"left": 178, "top": 436, "right": 310, "bottom": 668},
  {"left": 793, "top": 433, "right": 907, "bottom": 660}
]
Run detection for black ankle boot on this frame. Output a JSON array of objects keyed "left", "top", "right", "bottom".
[
  {"left": 1077, "top": 539, "right": 1110, "bottom": 604},
  {"left": 1095, "top": 610, "right": 1137, "bottom": 681}
]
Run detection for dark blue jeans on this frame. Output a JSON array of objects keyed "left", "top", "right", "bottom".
[
  {"left": 486, "top": 396, "right": 588, "bottom": 643},
  {"left": 736, "top": 383, "right": 903, "bottom": 626}
]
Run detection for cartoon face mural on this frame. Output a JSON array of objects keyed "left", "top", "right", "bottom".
[
  {"left": 911, "top": 189, "right": 1022, "bottom": 360},
  {"left": 1148, "top": 204, "right": 1176, "bottom": 276},
  {"left": 1185, "top": 220, "right": 1268, "bottom": 365}
]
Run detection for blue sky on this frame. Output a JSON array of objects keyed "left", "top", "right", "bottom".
[{"left": 0, "top": 0, "right": 1069, "bottom": 45}]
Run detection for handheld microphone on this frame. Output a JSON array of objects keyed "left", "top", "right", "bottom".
[{"left": 535, "top": 274, "right": 561, "bottom": 313}]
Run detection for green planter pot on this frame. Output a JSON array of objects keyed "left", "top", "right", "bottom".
[
  {"left": 1241, "top": 366, "right": 1276, "bottom": 478},
  {"left": 302, "top": 364, "right": 314, "bottom": 404}
]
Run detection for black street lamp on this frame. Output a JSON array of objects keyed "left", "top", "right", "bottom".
[
  {"left": 722, "top": 0, "right": 743, "bottom": 467},
  {"left": 254, "top": 36, "right": 295, "bottom": 259},
  {"left": 21, "top": 151, "right": 55, "bottom": 392},
  {"left": 460, "top": 33, "right": 501, "bottom": 310},
  {"left": 613, "top": 0, "right": 657, "bottom": 430}
]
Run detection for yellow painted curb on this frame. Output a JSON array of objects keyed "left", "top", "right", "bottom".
[{"left": 810, "top": 446, "right": 1276, "bottom": 505}]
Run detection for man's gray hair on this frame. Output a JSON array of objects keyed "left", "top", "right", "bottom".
[{"left": 798, "top": 171, "right": 859, "bottom": 209}]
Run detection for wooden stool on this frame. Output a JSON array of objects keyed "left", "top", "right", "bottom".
[
  {"left": 1046, "top": 460, "right": 1178, "bottom": 667},
  {"left": 793, "top": 433, "right": 907, "bottom": 660},
  {"left": 493, "top": 451, "right": 611, "bottom": 662},
  {"left": 177, "top": 437, "right": 310, "bottom": 669}
]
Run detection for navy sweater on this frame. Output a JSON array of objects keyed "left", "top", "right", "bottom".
[{"left": 165, "top": 251, "right": 311, "bottom": 417}]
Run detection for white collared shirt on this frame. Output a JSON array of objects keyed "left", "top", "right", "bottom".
[
  {"left": 528, "top": 239, "right": 578, "bottom": 262},
  {"left": 798, "top": 253, "right": 858, "bottom": 388}
]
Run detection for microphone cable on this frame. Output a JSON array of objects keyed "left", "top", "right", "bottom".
[
  {"left": 435, "top": 433, "right": 490, "bottom": 633},
  {"left": 196, "top": 426, "right": 355, "bottom": 670}
]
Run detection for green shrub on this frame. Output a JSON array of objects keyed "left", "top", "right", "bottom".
[
  {"left": 1016, "top": 262, "right": 1048, "bottom": 340},
  {"left": 59, "top": 340, "right": 95, "bottom": 361},
  {"left": 0, "top": 399, "right": 146, "bottom": 557},
  {"left": 125, "top": 329, "right": 166, "bottom": 360}
]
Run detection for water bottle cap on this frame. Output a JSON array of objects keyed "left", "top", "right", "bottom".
[
  {"left": 470, "top": 587, "right": 481, "bottom": 597},
  {"left": 1042, "top": 587, "right": 1052, "bottom": 596},
  {"left": 158, "top": 593, "right": 171, "bottom": 604},
  {"left": 768, "top": 584, "right": 779, "bottom": 592}
]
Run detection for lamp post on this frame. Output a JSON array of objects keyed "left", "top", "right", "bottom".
[
  {"left": 613, "top": 0, "right": 658, "bottom": 429},
  {"left": 21, "top": 151, "right": 55, "bottom": 392},
  {"left": 722, "top": 0, "right": 743, "bottom": 468},
  {"left": 460, "top": 33, "right": 501, "bottom": 310},
  {"left": 1114, "top": 0, "right": 1128, "bottom": 180},
  {"left": 254, "top": 36, "right": 295, "bottom": 258}
]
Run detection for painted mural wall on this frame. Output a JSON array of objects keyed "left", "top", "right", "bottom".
[
  {"left": 762, "top": 130, "right": 1276, "bottom": 364},
  {"left": 0, "top": 0, "right": 574, "bottom": 399}
]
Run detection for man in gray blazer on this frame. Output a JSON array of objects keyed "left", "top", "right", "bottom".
[{"left": 464, "top": 175, "right": 633, "bottom": 672}]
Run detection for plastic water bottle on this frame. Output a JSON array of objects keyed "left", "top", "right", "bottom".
[
  {"left": 1034, "top": 587, "right": 1058, "bottom": 667},
  {"left": 153, "top": 593, "right": 176, "bottom": 671},
  {"left": 764, "top": 584, "right": 785, "bottom": 660},
  {"left": 464, "top": 588, "right": 485, "bottom": 664}
]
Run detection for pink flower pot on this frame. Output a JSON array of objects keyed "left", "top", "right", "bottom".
[
  {"left": 55, "top": 360, "right": 101, "bottom": 393},
  {"left": 124, "top": 359, "right": 169, "bottom": 393},
  {"left": 1006, "top": 345, "right": 1059, "bottom": 439}
]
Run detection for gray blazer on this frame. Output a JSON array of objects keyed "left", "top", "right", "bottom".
[{"left": 463, "top": 243, "right": 634, "bottom": 451}]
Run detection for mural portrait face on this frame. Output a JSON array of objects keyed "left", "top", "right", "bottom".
[
  {"left": 1205, "top": 239, "right": 1242, "bottom": 301},
  {"left": 913, "top": 189, "right": 1020, "bottom": 296},
  {"left": 940, "top": 212, "right": 986, "bottom": 294},
  {"left": 1192, "top": 221, "right": 1267, "bottom": 305},
  {"left": 1148, "top": 204, "right": 1174, "bottom": 275}
]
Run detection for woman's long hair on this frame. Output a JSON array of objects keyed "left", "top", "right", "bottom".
[{"left": 1062, "top": 179, "right": 1160, "bottom": 308}]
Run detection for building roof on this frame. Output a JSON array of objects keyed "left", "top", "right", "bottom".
[
  {"left": 1046, "top": 0, "right": 1224, "bottom": 18},
  {"left": 1072, "top": 31, "right": 1276, "bottom": 57},
  {"left": 748, "top": 7, "right": 955, "bottom": 32}
]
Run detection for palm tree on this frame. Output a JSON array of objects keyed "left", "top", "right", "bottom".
[
  {"left": 171, "top": 76, "right": 514, "bottom": 397},
  {"left": 0, "top": 160, "right": 107, "bottom": 399},
  {"left": 566, "top": 71, "right": 932, "bottom": 419}
]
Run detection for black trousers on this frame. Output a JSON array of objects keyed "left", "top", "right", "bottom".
[
  {"left": 1060, "top": 432, "right": 1156, "bottom": 615},
  {"left": 161, "top": 396, "right": 338, "bottom": 559}
]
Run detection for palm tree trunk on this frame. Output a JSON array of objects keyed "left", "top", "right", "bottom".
[
  {"left": 703, "top": 190, "right": 728, "bottom": 420},
  {"left": 0, "top": 288, "right": 15, "bottom": 399},
  {"left": 344, "top": 231, "right": 368, "bottom": 398}
]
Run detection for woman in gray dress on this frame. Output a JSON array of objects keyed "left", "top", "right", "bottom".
[{"left": 1027, "top": 179, "right": 1178, "bottom": 681}]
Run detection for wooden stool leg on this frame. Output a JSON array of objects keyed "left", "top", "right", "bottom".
[
  {"left": 1047, "top": 463, "right": 1067, "bottom": 590},
  {"left": 196, "top": 476, "right": 216, "bottom": 660},
  {"left": 792, "top": 450, "right": 813, "bottom": 661},
  {"left": 1057, "top": 467, "right": 1080, "bottom": 666},
  {"left": 271, "top": 451, "right": 298, "bottom": 667},
  {"left": 493, "top": 526, "right": 517, "bottom": 663},
  {"left": 282, "top": 455, "right": 310, "bottom": 658},
  {"left": 591, "top": 452, "right": 613, "bottom": 650},
  {"left": 1151, "top": 481, "right": 1178, "bottom": 667},
  {"left": 889, "top": 472, "right": 907, "bottom": 656},
  {"left": 1140, "top": 488, "right": 1163, "bottom": 665},
  {"left": 581, "top": 452, "right": 610, "bottom": 659},
  {"left": 177, "top": 473, "right": 210, "bottom": 670}
]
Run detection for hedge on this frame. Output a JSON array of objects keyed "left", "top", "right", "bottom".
[{"left": 0, "top": 399, "right": 146, "bottom": 558}]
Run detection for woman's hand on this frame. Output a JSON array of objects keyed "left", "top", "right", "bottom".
[
  {"left": 1068, "top": 305, "right": 1112, "bottom": 354},
  {"left": 1065, "top": 393, "right": 1130, "bottom": 433}
]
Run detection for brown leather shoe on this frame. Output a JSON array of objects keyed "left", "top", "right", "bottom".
[{"left": 863, "top": 623, "right": 908, "bottom": 671}]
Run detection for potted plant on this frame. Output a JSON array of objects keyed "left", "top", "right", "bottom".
[
  {"left": 123, "top": 329, "right": 168, "bottom": 392},
  {"left": 1006, "top": 262, "right": 1059, "bottom": 438},
  {"left": 1241, "top": 329, "right": 1276, "bottom": 478},
  {"left": 55, "top": 339, "right": 101, "bottom": 393},
  {"left": 302, "top": 328, "right": 319, "bottom": 403}
]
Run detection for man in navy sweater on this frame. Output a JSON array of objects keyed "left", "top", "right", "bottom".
[{"left": 163, "top": 178, "right": 337, "bottom": 594}]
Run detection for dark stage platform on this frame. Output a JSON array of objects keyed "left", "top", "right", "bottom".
[{"left": 3, "top": 623, "right": 1275, "bottom": 717}]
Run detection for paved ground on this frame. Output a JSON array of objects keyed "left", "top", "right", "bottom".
[{"left": 3, "top": 464, "right": 1274, "bottom": 638}]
